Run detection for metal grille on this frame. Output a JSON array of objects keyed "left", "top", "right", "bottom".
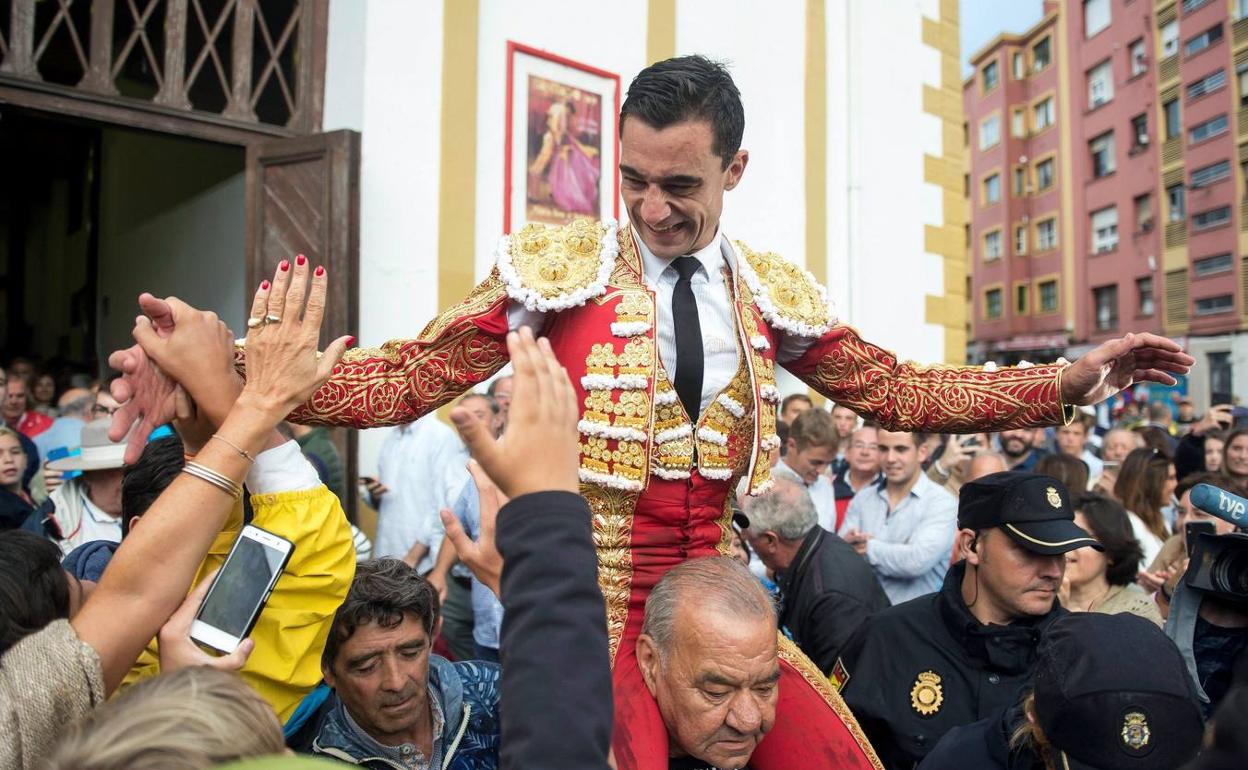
[
  {"left": 1159, "top": 54, "right": 1179, "bottom": 83},
  {"left": 1165, "top": 268, "right": 1190, "bottom": 331},
  {"left": 1235, "top": 17, "right": 1248, "bottom": 47},
  {"left": 1162, "top": 136, "right": 1184, "bottom": 165},
  {"left": 1165, "top": 220, "right": 1189, "bottom": 248}
]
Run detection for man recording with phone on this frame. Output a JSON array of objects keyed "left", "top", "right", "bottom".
[{"left": 1159, "top": 477, "right": 1248, "bottom": 718}]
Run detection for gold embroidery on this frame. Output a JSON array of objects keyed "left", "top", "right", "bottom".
[
  {"left": 777, "top": 635, "right": 886, "bottom": 770},
  {"left": 610, "top": 227, "right": 645, "bottom": 287},
  {"left": 736, "top": 242, "right": 833, "bottom": 334},
  {"left": 509, "top": 219, "right": 609, "bottom": 300},
  {"left": 614, "top": 292, "right": 653, "bottom": 325},
  {"left": 584, "top": 483, "right": 642, "bottom": 664}
]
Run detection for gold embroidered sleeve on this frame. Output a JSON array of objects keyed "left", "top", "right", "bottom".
[
  {"left": 783, "top": 324, "right": 1074, "bottom": 432},
  {"left": 278, "top": 273, "right": 512, "bottom": 428}
]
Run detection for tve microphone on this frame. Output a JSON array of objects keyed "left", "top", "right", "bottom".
[{"left": 1188, "top": 483, "right": 1248, "bottom": 528}]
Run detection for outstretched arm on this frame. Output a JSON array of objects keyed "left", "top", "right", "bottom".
[
  {"left": 782, "top": 325, "right": 1191, "bottom": 433},
  {"left": 110, "top": 270, "right": 515, "bottom": 463}
]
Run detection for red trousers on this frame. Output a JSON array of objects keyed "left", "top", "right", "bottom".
[{"left": 608, "top": 475, "right": 880, "bottom": 770}]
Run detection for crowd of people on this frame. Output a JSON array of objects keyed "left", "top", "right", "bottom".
[{"left": 2, "top": 53, "right": 1247, "bottom": 770}]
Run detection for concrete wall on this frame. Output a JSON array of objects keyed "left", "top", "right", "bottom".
[{"left": 95, "top": 129, "right": 245, "bottom": 364}]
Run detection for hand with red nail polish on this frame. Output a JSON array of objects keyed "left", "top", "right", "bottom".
[
  {"left": 296, "top": 254, "right": 307, "bottom": 267},
  {"left": 314, "top": 265, "right": 325, "bottom": 277},
  {"left": 261, "top": 280, "right": 271, "bottom": 291},
  {"left": 279, "top": 260, "right": 290, "bottom": 272}
]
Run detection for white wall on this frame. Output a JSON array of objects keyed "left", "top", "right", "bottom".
[{"left": 95, "top": 129, "right": 246, "bottom": 364}]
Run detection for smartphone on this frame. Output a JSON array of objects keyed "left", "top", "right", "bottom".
[
  {"left": 190, "top": 525, "right": 293, "bottom": 653},
  {"left": 1185, "top": 521, "right": 1217, "bottom": 558}
]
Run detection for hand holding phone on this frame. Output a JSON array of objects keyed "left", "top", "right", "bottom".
[
  {"left": 190, "top": 525, "right": 293, "bottom": 654},
  {"left": 159, "top": 568, "right": 255, "bottom": 672}
]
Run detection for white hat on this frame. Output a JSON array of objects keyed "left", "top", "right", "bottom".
[{"left": 46, "top": 420, "right": 128, "bottom": 472}]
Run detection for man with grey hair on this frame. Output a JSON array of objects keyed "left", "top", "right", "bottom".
[
  {"left": 743, "top": 478, "right": 888, "bottom": 676},
  {"left": 636, "top": 556, "right": 780, "bottom": 770}
]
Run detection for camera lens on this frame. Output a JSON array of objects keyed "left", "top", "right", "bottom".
[{"left": 1211, "top": 547, "right": 1248, "bottom": 599}]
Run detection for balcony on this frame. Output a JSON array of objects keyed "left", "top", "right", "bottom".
[
  {"left": 1165, "top": 268, "right": 1190, "bottom": 334},
  {"left": 1241, "top": 198, "right": 1248, "bottom": 230}
]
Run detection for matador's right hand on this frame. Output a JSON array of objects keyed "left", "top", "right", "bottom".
[{"left": 107, "top": 294, "right": 179, "bottom": 465}]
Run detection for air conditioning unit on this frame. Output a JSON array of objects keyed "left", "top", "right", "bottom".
[{"left": 1139, "top": 135, "right": 1150, "bottom": 146}]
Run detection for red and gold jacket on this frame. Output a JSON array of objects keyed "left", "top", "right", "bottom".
[{"left": 296, "top": 217, "right": 1073, "bottom": 495}]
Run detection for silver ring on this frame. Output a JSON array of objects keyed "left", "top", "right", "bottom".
[
  {"left": 265, "top": 314, "right": 282, "bottom": 325},
  {"left": 246, "top": 316, "right": 265, "bottom": 329}
]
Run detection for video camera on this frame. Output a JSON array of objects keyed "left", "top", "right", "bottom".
[{"left": 1184, "top": 484, "right": 1248, "bottom": 603}]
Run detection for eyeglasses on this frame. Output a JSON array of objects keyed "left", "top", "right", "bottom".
[
  {"left": 92, "top": 404, "right": 120, "bottom": 417},
  {"left": 849, "top": 442, "right": 877, "bottom": 451}
]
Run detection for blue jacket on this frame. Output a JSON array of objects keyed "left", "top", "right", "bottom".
[{"left": 285, "top": 655, "right": 500, "bottom": 770}]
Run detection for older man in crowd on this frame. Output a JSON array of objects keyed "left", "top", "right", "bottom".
[
  {"left": 742, "top": 478, "right": 888, "bottom": 675},
  {"left": 831, "top": 424, "right": 881, "bottom": 531},
  {"left": 486, "top": 376, "right": 513, "bottom": 434},
  {"left": 22, "top": 420, "right": 127, "bottom": 555},
  {"left": 1093, "top": 426, "right": 1143, "bottom": 494},
  {"left": 838, "top": 472, "right": 1099, "bottom": 770},
  {"left": 773, "top": 409, "right": 839, "bottom": 532},
  {"left": 635, "top": 557, "right": 785, "bottom": 770},
  {"left": 839, "top": 429, "right": 957, "bottom": 604},
  {"left": 33, "top": 388, "right": 94, "bottom": 463}
]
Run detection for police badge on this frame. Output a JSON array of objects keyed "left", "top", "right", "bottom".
[
  {"left": 1046, "top": 486, "right": 1062, "bottom": 508},
  {"left": 910, "top": 671, "right": 943, "bottom": 716},
  {"left": 1120, "top": 710, "right": 1151, "bottom": 754}
]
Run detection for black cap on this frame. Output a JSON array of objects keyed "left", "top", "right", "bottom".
[
  {"left": 1034, "top": 613, "right": 1203, "bottom": 769},
  {"left": 957, "top": 471, "right": 1103, "bottom": 555}
]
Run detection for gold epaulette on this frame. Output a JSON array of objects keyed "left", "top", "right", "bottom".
[
  {"left": 496, "top": 218, "right": 618, "bottom": 312},
  {"left": 734, "top": 241, "right": 836, "bottom": 338}
]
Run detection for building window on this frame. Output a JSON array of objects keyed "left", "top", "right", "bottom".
[
  {"left": 1193, "top": 253, "right": 1234, "bottom": 277},
  {"left": 1091, "top": 206, "right": 1119, "bottom": 253},
  {"left": 1189, "top": 114, "right": 1228, "bottom": 143},
  {"left": 1016, "top": 284, "right": 1029, "bottom": 314},
  {"left": 982, "top": 60, "right": 1000, "bottom": 92},
  {"left": 1094, "top": 285, "right": 1119, "bottom": 331},
  {"left": 1134, "top": 193, "right": 1153, "bottom": 231},
  {"left": 984, "top": 173, "right": 1001, "bottom": 204},
  {"left": 1191, "top": 160, "right": 1231, "bottom": 188},
  {"left": 984, "top": 230, "right": 1003, "bottom": 260},
  {"left": 979, "top": 115, "right": 1001, "bottom": 149},
  {"left": 1036, "top": 218, "right": 1058, "bottom": 251},
  {"left": 1013, "top": 166, "right": 1026, "bottom": 196},
  {"left": 1184, "top": 24, "right": 1224, "bottom": 58},
  {"left": 1033, "top": 97, "right": 1054, "bottom": 130},
  {"left": 1012, "top": 108, "right": 1027, "bottom": 138},
  {"left": 1033, "top": 37, "right": 1052, "bottom": 71},
  {"left": 1209, "top": 351, "right": 1233, "bottom": 399},
  {"left": 1239, "top": 61, "right": 1248, "bottom": 107},
  {"left": 1131, "top": 113, "right": 1149, "bottom": 149},
  {"left": 1239, "top": 0, "right": 1248, "bottom": 20},
  {"left": 1090, "top": 132, "right": 1116, "bottom": 177},
  {"left": 1085, "top": 0, "right": 1111, "bottom": 38},
  {"left": 1161, "top": 20, "right": 1179, "bottom": 58},
  {"left": 1137, "top": 277, "right": 1155, "bottom": 316},
  {"left": 1130, "top": 38, "right": 1147, "bottom": 76},
  {"left": 1088, "top": 60, "right": 1114, "bottom": 108},
  {"left": 985, "top": 288, "right": 1003, "bottom": 319},
  {"left": 1183, "top": 0, "right": 1213, "bottom": 12},
  {"left": 1014, "top": 224, "right": 1028, "bottom": 255},
  {"left": 1193, "top": 206, "right": 1232, "bottom": 230},
  {"left": 1187, "top": 69, "right": 1226, "bottom": 100},
  {"left": 1039, "top": 280, "right": 1059, "bottom": 313},
  {"left": 1013, "top": 51, "right": 1026, "bottom": 80},
  {"left": 1195, "top": 295, "right": 1235, "bottom": 316},
  {"left": 1035, "top": 158, "right": 1055, "bottom": 190},
  {"left": 1167, "top": 184, "right": 1186, "bottom": 221},
  {"left": 1164, "top": 98, "right": 1181, "bottom": 139}
]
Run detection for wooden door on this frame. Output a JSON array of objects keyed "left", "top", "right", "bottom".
[{"left": 246, "top": 129, "right": 360, "bottom": 520}]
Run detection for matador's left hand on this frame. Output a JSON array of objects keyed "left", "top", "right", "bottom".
[{"left": 1060, "top": 332, "right": 1194, "bottom": 407}]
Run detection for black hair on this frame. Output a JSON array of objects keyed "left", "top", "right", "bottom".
[
  {"left": 322, "top": 559, "right": 440, "bottom": 672},
  {"left": 1074, "top": 494, "right": 1145, "bottom": 586},
  {"left": 0, "top": 530, "right": 72, "bottom": 654},
  {"left": 121, "top": 435, "right": 185, "bottom": 536},
  {"left": 620, "top": 55, "right": 744, "bottom": 168}
]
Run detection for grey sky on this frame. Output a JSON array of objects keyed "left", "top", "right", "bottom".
[{"left": 960, "top": 0, "right": 1045, "bottom": 76}]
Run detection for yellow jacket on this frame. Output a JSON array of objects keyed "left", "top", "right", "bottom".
[{"left": 122, "top": 484, "right": 356, "bottom": 721}]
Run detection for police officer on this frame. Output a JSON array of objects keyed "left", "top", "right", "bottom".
[{"left": 835, "top": 472, "right": 1102, "bottom": 770}]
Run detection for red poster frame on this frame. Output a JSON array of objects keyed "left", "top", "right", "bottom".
[{"left": 504, "top": 41, "right": 622, "bottom": 234}]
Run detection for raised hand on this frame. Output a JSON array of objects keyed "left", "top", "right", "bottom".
[
  {"left": 1059, "top": 332, "right": 1194, "bottom": 407},
  {"left": 449, "top": 327, "right": 578, "bottom": 498},
  {"left": 236, "top": 256, "right": 351, "bottom": 420}
]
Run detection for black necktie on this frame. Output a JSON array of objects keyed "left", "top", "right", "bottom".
[{"left": 671, "top": 256, "right": 704, "bottom": 422}]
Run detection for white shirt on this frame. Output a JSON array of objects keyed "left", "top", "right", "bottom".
[
  {"left": 1127, "top": 510, "right": 1165, "bottom": 568},
  {"left": 508, "top": 226, "right": 820, "bottom": 414},
  {"left": 773, "top": 461, "right": 838, "bottom": 533},
  {"left": 373, "top": 416, "right": 470, "bottom": 572},
  {"left": 74, "top": 491, "right": 120, "bottom": 553}
]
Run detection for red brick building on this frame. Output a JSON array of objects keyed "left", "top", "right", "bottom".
[{"left": 965, "top": 0, "right": 1248, "bottom": 401}]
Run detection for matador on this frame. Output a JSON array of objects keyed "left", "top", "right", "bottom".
[{"left": 111, "top": 56, "right": 1190, "bottom": 770}]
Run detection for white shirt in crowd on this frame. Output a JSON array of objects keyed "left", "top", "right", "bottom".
[
  {"left": 509, "top": 227, "right": 820, "bottom": 415},
  {"left": 373, "top": 416, "right": 470, "bottom": 572},
  {"left": 773, "top": 462, "right": 837, "bottom": 533}
]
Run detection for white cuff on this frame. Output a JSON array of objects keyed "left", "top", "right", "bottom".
[{"left": 245, "top": 440, "right": 321, "bottom": 495}]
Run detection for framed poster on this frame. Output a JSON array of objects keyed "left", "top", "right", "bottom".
[{"left": 505, "top": 42, "right": 621, "bottom": 232}]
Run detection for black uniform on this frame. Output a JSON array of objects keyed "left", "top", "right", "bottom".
[
  {"left": 837, "top": 561, "right": 1065, "bottom": 770},
  {"left": 776, "top": 525, "right": 890, "bottom": 674}
]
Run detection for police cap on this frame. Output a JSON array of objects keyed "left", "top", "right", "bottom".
[{"left": 957, "top": 471, "right": 1102, "bottom": 555}]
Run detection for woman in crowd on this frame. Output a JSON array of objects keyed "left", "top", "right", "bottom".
[
  {"left": 0, "top": 427, "right": 34, "bottom": 529},
  {"left": 1205, "top": 430, "right": 1226, "bottom": 474},
  {"left": 1062, "top": 494, "right": 1160, "bottom": 625},
  {"left": 31, "top": 374, "right": 56, "bottom": 416},
  {"left": 1034, "top": 453, "right": 1089, "bottom": 495},
  {"left": 1114, "top": 447, "right": 1173, "bottom": 566},
  {"left": 1220, "top": 428, "right": 1248, "bottom": 487},
  {"left": 42, "top": 667, "right": 285, "bottom": 770}
]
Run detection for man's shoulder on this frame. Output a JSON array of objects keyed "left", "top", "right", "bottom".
[
  {"left": 498, "top": 219, "right": 618, "bottom": 312},
  {"left": 732, "top": 240, "right": 835, "bottom": 338},
  {"left": 856, "top": 590, "right": 940, "bottom": 634}
]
